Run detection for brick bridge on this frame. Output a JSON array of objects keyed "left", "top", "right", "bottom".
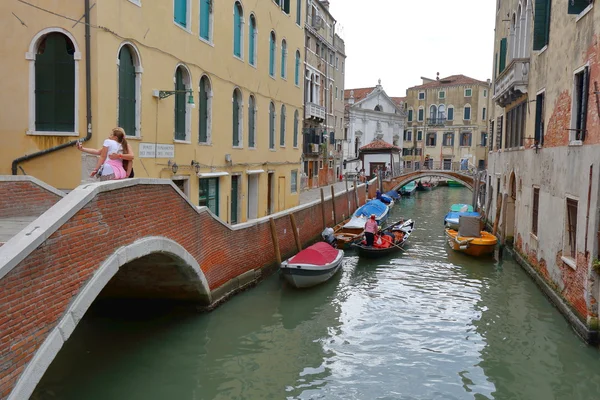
[
  {"left": 382, "top": 169, "right": 482, "bottom": 192},
  {"left": 0, "top": 177, "right": 365, "bottom": 399}
]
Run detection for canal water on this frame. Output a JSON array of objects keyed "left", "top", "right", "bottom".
[{"left": 34, "top": 188, "right": 600, "bottom": 400}]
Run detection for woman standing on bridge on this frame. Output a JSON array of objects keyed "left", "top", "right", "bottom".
[{"left": 76, "top": 127, "right": 134, "bottom": 180}]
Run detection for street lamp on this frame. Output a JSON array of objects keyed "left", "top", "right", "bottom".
[{"left": 152, "top": 89, "right": 195, "bottom": 107}]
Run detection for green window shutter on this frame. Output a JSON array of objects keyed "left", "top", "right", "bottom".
[
  {"left": 418, "top": 109, "right": 424, "bottom": 121},
  {"left": 281, "top": 41, "right": 287, "bottom": 78},
  {"left": 208, "top": 178, "right": 219, "bottom": 215},
  {"left": 174, "top": 0, "right": 187, "bottom": 27},
  {"left": 269, "top": 103, "right": 275, "bottom": 149},
  {"left": 269, "top": 34, "right": 276, "bottom": 76},
  {"left": 448, "top": 107, "right": 454, "bottom": 121},
  {"left": 174, "top": 68, "right": 186, "bottom": 140},
  {"left": 499, "top": 38, "right": 507, "bottom": 73},
  {"left": 293, "top": 110, "right": 299, "bottom": 147},
  {"left": 408, "top": 109, "right": 413, "bottom": 121},
  {"left": 199, "top": 78, "right": 208, "bottom": 143},
  {"left": 35, "top": 33, "right": 75, "bottom": 132},
  {"left": 248, "top": 96, "right": 255, "bottom": 147},
  {"left": 296, "top": 0, "right": 301, "bottom": 24},
  {"left": 233, "top": 4, "right": 242, "bottom": 57},
  {"left": 231, "top": 176, "right": 238, "bottom": 224},
  {"left": 118, "top": 46, "right": 136, "bottom": 137},
  {"left": 233, "top": 91, "right": 240, "bottom": 146},
  {"left": 200, "top": 0, "right": 211, "bottom": 40},
  {"left": 568, "top": 0, "right": 591, "bottom": 14},
  {"left": 533, "top": 0, "right": 551, "bottom": 50},
  {"left": 249, "top": 18, "right": 256, "bottom": 65},
  {"left": 464, "top": 107, "right": 471, "bottom": 120},
  {"left": 280, "top": 105, "right": 286, "bottom": 146},
  {"left": 294, "top": 52, "right": 300, "bottom": 85}
]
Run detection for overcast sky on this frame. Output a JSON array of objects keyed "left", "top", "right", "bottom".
[{"left": 328, "top": 0, "right": 496, "bottom": 97}]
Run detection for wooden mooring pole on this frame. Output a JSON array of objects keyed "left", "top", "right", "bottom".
[
  {"left": 330, "top": 185, "right": 337, "bottom": 224},
  {"left": 289, "top": 213, "right": 302, "bottom": 252},
  {"left": 320, "top": 187, "right": 327, "bottom": 229},
  {"left": 269, "top": 218, "right": 281, "bottom": 265}
]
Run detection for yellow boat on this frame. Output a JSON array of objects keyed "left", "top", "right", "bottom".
[{"left": 444, "top": 228, "right": 498, "bottom": 256}]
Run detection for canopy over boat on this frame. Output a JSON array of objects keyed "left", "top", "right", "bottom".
[
  {"left": 343, "top": 216, "right": 367, "bottom": 229},
  {"left": 354, "top": 199, "right": 388, "bottom": 218},
  {"left": 288, "top": 242, "right": 339, "bottom": 265}
]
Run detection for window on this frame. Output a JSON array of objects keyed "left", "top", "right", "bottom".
[
  {"left": 34, "top": 32, "right": 77, "bottom": 133},
  {"left": 429, "top": 105, "right": 437, "bottom": 119},
  {"left": 232, "top": 88, "right": 243, "bottom": 146},
  {"left": 499, "top": 37, "right": 507, "bottom": 74},
  {"left": 293, "top": 110, "right": 299, "bottom": 147},
  {"left": 200, "top": 0, "right": 212, "bottom": 41},
  {"left": 335, "top": 56, "right": 339, "bottom": 69},
  {"left": 174, "top": 66, "right": 191, "bottom": 141},
  {"left": 269, "top": 102, "right": 275, "bottom": 149},
  {"left": 335, "top": 87, "right": 338, "bottom": 99},
  {"left": 403, "top": 130, "right": 412, "bottom": 141},
  {"left": 506, "top": 100, "right": 526, "bottom": 148},
  {"left": 417, "top": 130, "right": 423, "bottom": 141},
  {"left": 482, "top": 107, "right": 486, "bottom": 120},
  {"left": 496, "top": 116, "right": 504, "bottom": 149},
  {"left": 408, "top": 109, "right": 413, "bottom": 121},
  {"left": 568, "top": 0, "right": 593, "bottom": 15},
  {"left": 489, "top": 119, "right": 495, "bottom": 151},
  {"left": 418, "top": 91, "right": 425, "bottom": 100},
  {"left": 484, "top": 89, "right": 488, "bottom": 97},
  {"left": 249, "top": 15, "right": 257, "bottom": 66},
  {"left": 439, "top": 91, "right": 445, "bottom": 99},
  {"left": 281, "top": 40, "right": 287, "bottom": 79},
  {"left": 480, "top": 132, "right": 487, "bottom": 147},
  {"left": 565, "top": 198, "right": 578, "bottom": 259},
  {"left": 535, "top": 91, "right": 545, "bottom": 146},
  {"left": 533, "top": 0, "right": 551, "bottom": 50},
  {"left": 291, "top": 170, "right": 298, "bottom": 193},
  {"left": 447, "top": 106, "right": 454, "bottom": 121},
  {"left": 280, "top": 105, "right": 286, "bottom": 146},
  {"left": 174, "top": 0, "right": 188, "bottom": 28},
  {"left": 464, "top": 106, "right": 471, "bottom": 120},
  {"left": 464, "top": 88, "right": 472, "bottom": 97},
  {"left": 460, "top": 132, "right": 472, "bottom": 147},
  {"left": 248, "top": 95, "right": 256, "bottom": 147},
  {"left": 296, "top": 0, "right": 302, "bottom": 25},
  {"left": 375, "top": 105, "right": 383, "bottom": 112},
  {"left": 572, "top": 66, "right": 589, "bottom": 142},
  {"left": 443, "top": 132, "right": 454, "bottom": 146},
  {"left": 118, "top": 45, "right": 137, "bottom": 137},
  {"left": 199, "top": 177, "right": 219, "bottom": 215},
  {"left": 233, "top": 2, "right": 243, "bottom": 58},
  {"left": 269, "top": 32, "right": 276, "bottom": 77},
  {"left": 199, "top": 75, "right": 212, "bottom": 144},
  {"left": 418, "top": 108, "right": 424, "bottom": 121},
  {"left": 438, "top": 104, "right": 446, "bottom": 120},
  {"left": 426, "top": 132, "right": 436, "bottom": 146},
  {"left": 532, "top": 187, "right": 540, "bottom": 236},
  {"left": 294, "top": 50, "right": 300, "bottom": 85},
  {"left": 281, "top": 0, "right": 290, "bottom": 13}
]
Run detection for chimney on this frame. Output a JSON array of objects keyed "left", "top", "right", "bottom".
[
  {"left": 348, "top": 90, "right": 355, "bottom": 105},
  {"left": 321, "top": 0, "right": 330, "bottom": 9},
  {"left": 436, "top": 72, "right": 440, "bottom": 81}
]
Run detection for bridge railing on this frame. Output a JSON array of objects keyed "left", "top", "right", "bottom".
[{"left": 400, "top": 161, "right": 480, "bottom": 175}]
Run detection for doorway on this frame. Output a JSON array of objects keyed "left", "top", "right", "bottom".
[
  {"left": 278, "top": 176, "right": 286, "bottom": 212},
  {"left": 247, "top": 174, "right": 259, "bottom": 220},
  {"left": 230, "top": 175, "right": 239, "bottom": 224},
  {"left": 443, "top": 158, "right": 452, "bottom": 170},
  {"left": 267, "top": 172, "right": 274, "bottom": 215}
]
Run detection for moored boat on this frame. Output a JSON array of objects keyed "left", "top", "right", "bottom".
[
  {"left": 444, "top": 215, "right": 497, "bottom": 257},
  {"left": 352, "top": 219, "right": 415, "bottom": 258},
  {"left": 399, "top": 181, "right": 417, "bottom": 196},
  {"left": 280, "top": 242, "right": 344, "bottom": 288},
  {"left": 332, "top": 216, "right": 366, "bottom": 249},
  {"left": 447, "top": 180, "right": 464, "bottom": 188},
  {"left": 415, "top": 181, "right": 433, "bottom": 191},
  {"left": 353, "top": 199, "right": 390, "bottom": 225},
  {"left": 444, "top": 204, "right": 480, "bottom": 230}
]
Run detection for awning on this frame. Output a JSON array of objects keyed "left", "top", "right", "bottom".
[
  {"left": 198, "top": 172, "right": 229, "bottom": 177},
  {"left": 246, "top": 169, "right": 264, "bottom": 175}
]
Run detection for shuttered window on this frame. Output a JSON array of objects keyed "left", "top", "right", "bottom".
[
  {"left": 249, "top": 15, "right": 256, "bottom": 66},
  {"left": 118, "top": 46, "right": 136, "bottom": 137},
  {"left": 294, "top": 51, "right": 300, "bottom": 85},
  {"left": 296, "top": 0, "right": 302, "bottom": 24},
  {"left": 269, "top": 32, "right": 276, "bottom": 77},
  {"left": 293, "top": 110, "right": 299, "bottom": 147},
  {"left": 534, "top": 92, "right": 545, "bottom": 146},
  {"left": 35, "top": 33, "right": 75, "bottom": 132},
  {"left": 464, "top": 106, "right": 471, "bottom": 120},
  {"left": 281, "top": 40, "right": 287, "bottom": 79},
  {"left": 200, "top": 0, "right": 211, "bottom": 40},
  {"left": 174, "top": 68, "right": 186, "bottom": 140},
  {"left": 174, "top": 0, "right": 187, "bottom": 27},
  {"left": 418, "top": 108, "right": 424, "bottom": 121},
  {"left": 280, "top": 105, "right": 286, "bottom": 146},
  {"left": 499, "top": 38, "right": 507, "bottom": 74},
  {"left": 408, "top": 109, "right": 413, "bottom": 121},
  {"left": 568, "top": 0, "right": 592, "bottom": 14},
  {"left": 447, "top": 107, "right": 454, "bottom": 121},
  {"left": 233, "top": 2, "right": 243, "bottom": 58},
  {"left": 199, "top": 76, "right": 210, "bottom": 143},
  {"left": 532, "top": 188, "right": 540, "bottom": 236},
  {"left": 574, "top": 67, "right": 589, "bottom": 141},
  {"left": 233, "top": 89, "right": 241, "bottom": 146},
  {"left": 199, "top": 178, "right": 219, "bottom": 215},
  {"left": 269, "top": 102, "right": 275, "bottom": 149},
  {"left": 248, "top": 95, "right": 256, "bottom": 147},
  {"left": 533, "top": 0, "right": 551, "bottom": 50}
]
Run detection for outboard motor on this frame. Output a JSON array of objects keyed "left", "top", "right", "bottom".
[{"left": 321, "top": 227, "right": 337, "bottom": 248}]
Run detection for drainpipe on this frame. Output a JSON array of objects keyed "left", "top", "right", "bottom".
[{"left": 11, "top": 0, "right": 93, "bottom": 175}]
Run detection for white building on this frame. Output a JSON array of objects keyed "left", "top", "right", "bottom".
[{"left": 343, "top": 81, "right": 406, "bottom": 174}]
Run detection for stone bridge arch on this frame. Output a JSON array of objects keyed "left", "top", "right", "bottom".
[
  {"left": 384, "top": 171, "right": 478, "bottom": 193},
  {"left": 8, "top": 237, "right": 210, "bottom": 400}
]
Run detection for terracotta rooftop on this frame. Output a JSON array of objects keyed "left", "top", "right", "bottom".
[
  {"left": 344, "top": 87, "right": 375, "bottom": 103},
  {"left": 408, "top": 74, "right": 489, "bottom": 90},
  {"left": 360, "top": 139, "right": 401, "bottom": 151},
  {"left": 391, "top": 97, "right": 406, "bottom": 107}
]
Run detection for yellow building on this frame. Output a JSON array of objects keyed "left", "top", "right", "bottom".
[{"left": 0, "top": 0, "right": 305, "bottom": 224}]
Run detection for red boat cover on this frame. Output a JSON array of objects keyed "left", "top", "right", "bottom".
[{"left": 288, "top": 242, "right": 339, "bottom": 265}]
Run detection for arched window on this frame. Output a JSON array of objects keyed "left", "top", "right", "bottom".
[
  {"left": 199, "top": 75, "right": 212, "bottom": 144},
  {"left": 296, "top": 0, "right": 302, "bottom": 25},
  {"left": 269, "top": 31, "right": 276, "bottom": 77},
  {"left": 429, "top": 105, "right": 437, "bottom": 122},
  {"left": 33, "top": 32, "right": 77, "bottom": 132},
  {"left": 200, "top": 0, "right": 212, "bottom": 41},
  {"left": 249, "top": 14, "right": 257, "bottom": 66},
  {"left": 174, "top": 65, "right": 192, "bottom": 141},
  {"left": 233, "top": 2, "right": 243, "bottom": 58},
  {"left": 248, "top": 95, "right": 256, "bottom": 147},
  {"left": 232, "top": 88, "right": 243, "bottom": 146},
  {"left": 374, "top": 105, "right": 383, "bottom": 112},
  {"left": 280, "top": 105, "right": 286, "bottom": 146},
  {"left": 294, "top": 50, "right": 301, "bottom": 86},
  {"left": 269, "top": 102, "right": 276, "bottom": 149},
  {"left": 293, "top": 110, "right": 299, "bottom": 147},
  {"left": 438, "top": 104, "right": 446, "bottom": 121},
  {"left": 118, "top": 45, "right": 139, "bottom": 137},
  {"left": 281, "top": 39, "right": 287, "bottom": 79}
]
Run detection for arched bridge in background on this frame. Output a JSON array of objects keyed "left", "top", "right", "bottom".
[{"left": 382, "top": 164, "right": 486, "bottom": 193}]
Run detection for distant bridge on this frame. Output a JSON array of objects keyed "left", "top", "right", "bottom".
[{"left": 382, "top": 163, "right": 485, "bottom": 193}]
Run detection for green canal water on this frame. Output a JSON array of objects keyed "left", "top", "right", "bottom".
[{"left": 34, "top": 188, "right": 600, "bottom": 400}]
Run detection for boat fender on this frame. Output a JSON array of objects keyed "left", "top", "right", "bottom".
[{"left": 459, "top": 245, "right": 468, "bottom": 250}]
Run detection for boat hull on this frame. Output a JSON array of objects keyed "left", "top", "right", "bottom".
[
  {"left": 353, "top": 219, "right": 415, "bottom": 258},
  {"left": 444, "top": 229, "right": 497, "bottom": 256},
  {"left": 280, "top": 250, "right": 344, "bottom": 288}
]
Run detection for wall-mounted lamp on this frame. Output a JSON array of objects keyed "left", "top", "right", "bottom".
[
  {"left": 191, "top": 160, "right": 201, "bottom": 174},
  {"left": 168, "top": 160, "right": 179, "bottom": 174},
  {"left": 153, "top": 89, "right": 195, "bottom": 108},
  {"left": 225, "top": 154, "right": 232, "bottom": 164}
]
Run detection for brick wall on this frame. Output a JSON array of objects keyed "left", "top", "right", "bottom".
[
  {"left": 0, "top": 182, "right": 365, "bottom": 398},
  {"left": 0, "top": 180, "right": 63, "bottom": 218}
]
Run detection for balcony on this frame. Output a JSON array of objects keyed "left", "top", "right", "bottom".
[
  {"left": 305, "top": 102, "right": 326, "bottom": 121},
  {"left": 493, "top": 58, "right": 530, "bottom": 107},
  {"left": 427, "top": 117, "right": 446, "bottom": 126}
]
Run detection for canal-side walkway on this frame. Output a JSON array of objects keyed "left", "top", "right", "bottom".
[{"left": 299, "top": 180, "right": 367, "bottom": 205}]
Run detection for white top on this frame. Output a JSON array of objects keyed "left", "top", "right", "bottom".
[{"left": 101, "top": 139, "right": 123, "bottom": 176}]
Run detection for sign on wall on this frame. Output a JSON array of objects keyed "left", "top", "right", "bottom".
[
  {"left": 139, "top": 143, "right": 156, "bottom": 158},
  {"left": 138, "top": 143, "right": 176, "bottom": 159}
]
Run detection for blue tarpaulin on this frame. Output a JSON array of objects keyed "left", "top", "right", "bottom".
[{"left": 354, "top": 199, "right": 388, "bottom": 218}]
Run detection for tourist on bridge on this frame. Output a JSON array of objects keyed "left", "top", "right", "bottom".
[{"left": 76, "top": 127, "right": 134, "bottom": 180}]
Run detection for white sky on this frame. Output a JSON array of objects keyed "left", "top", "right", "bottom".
[{"left": 328, "top": 0, "right": 496, "bottom": 97}]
